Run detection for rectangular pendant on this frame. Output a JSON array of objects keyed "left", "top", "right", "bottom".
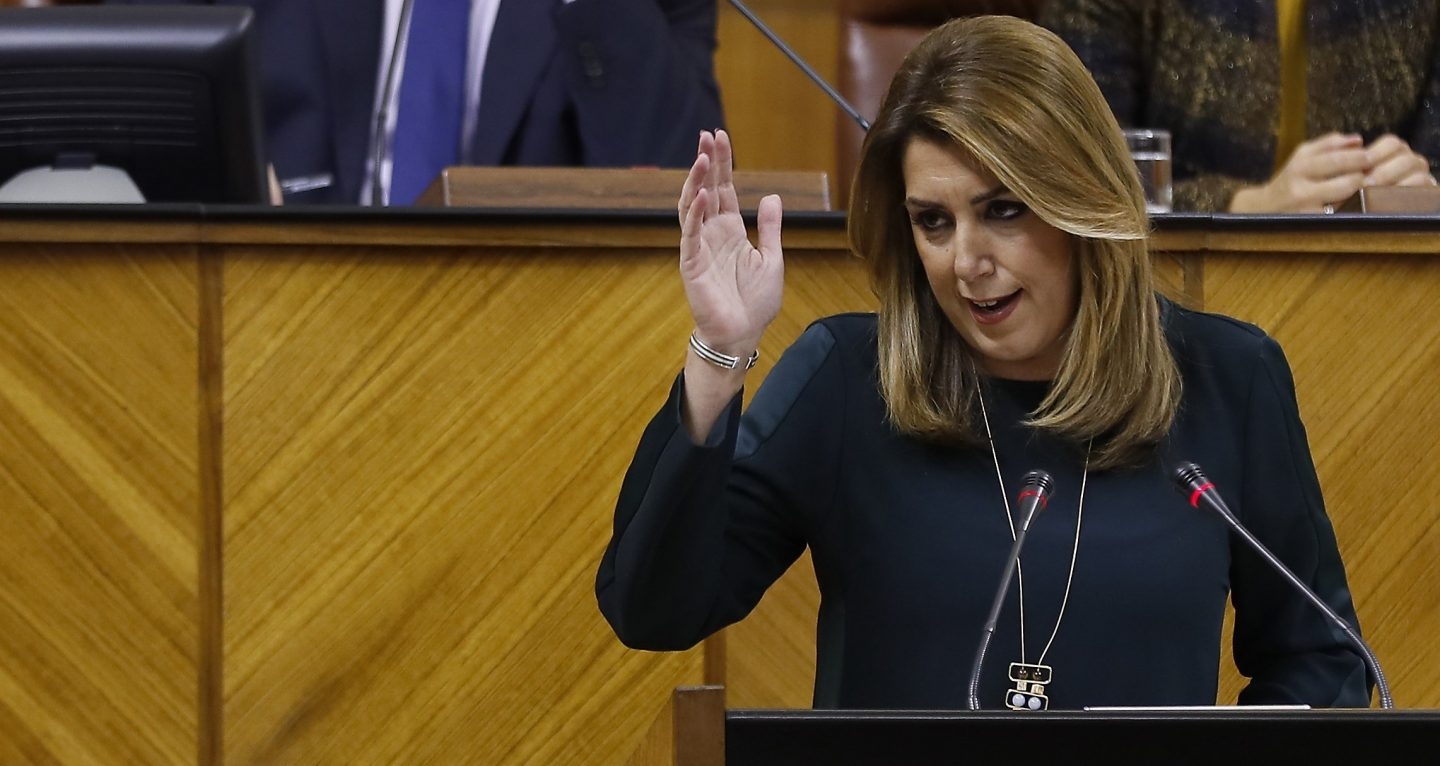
[{"left": 1004, "top": 662, "right": 1052, "bottom": 710}]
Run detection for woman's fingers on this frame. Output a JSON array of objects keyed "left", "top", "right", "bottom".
[
  {"left": 678, "top": 133, "right": 784, "bottom": 328},
  {"left": 702, "top": 131, "right": 721, "bottom": 219},
  {"left": 680, "top": 186, "right": 708, "bottom": 270},
  {"left": 756, "top": 194, "right": 783, "bottom": 258},
  {"left": 1268, "top": 135, "right": 1368, "bottom": 210},
  {"left": 1294, "top": 132, "right": 1363, "bottom": 159},
  {"left": 713, "top": 129, "right": 741, "bottom": 215},
  {"left": 678, "top": 148, "right": 708, "bottom": 225},
  {"left": 1284, "top": 133, "right": 1361, "bottom": 179},
  {"left": 1365, "top": 147, "right": 1431, "bottom": 187},
  {"left": 1306, "top": 172, "right": 1366, "bottom": 209},
  {"left": 1364, "top": 134, "right": 1410, "bottom": 162},
  {"left": 1358, "top": 134, "right": 1439, "bottom": 188},
  {"left": 1308, "top": 148, "right": 1370, "bottom": 182},
  {"left": 1394, "top": 169, "right": 1439, "bottom": 187}
]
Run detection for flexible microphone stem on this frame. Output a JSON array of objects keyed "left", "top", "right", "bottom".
[
  {"left": 968, "top": 470, "right": 1053, "bottom": 710},
  {"left": 968, "top": 519, "right": 1031, "bottom": 710},
  {"left": 370, "top": 0, "right": 416, "bottom": 206},
  {"left": 1172, "top": 463, "right": 1393, "bottom": 709},
  {"left": 725, "top": 0, "right": 872, "bottom": 131}
]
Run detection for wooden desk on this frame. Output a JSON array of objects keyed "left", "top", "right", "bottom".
[{"left": 1, "top": 207, "right": 1437, "bottom": 764}]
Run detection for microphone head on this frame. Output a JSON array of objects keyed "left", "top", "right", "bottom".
[
  {"left": 1017, "top": 469, "right": 1054, "bottom": 500},
  {"left": 1171, "top": 461, "right": 1209, "bottom": 495}
]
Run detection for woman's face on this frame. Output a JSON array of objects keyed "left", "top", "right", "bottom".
[{"left": 901, "top": 136, "right": 1078, "bottom": 381}]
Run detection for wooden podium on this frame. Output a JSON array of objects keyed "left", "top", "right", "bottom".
[
  {"left": 4, "top": 206, "right": 1440, "bottom": 764},
  {"left": 415, "top": 166, "right": 834, "bottom": 211}
]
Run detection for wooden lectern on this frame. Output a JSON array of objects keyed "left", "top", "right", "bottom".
[
  {"left": 414, "top": 166, "right": 833, "bottom": 211},
  {"left": 7, "top": 202, "right": 1440, "bottom": 763}
]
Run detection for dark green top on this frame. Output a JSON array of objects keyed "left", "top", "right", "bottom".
[{"left": 597, "top": 301, "right": 1370, "bottom": 709}]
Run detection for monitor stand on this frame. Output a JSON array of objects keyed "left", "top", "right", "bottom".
[{"left": 0, "top": 164, "right": 144, "bottom": 203}]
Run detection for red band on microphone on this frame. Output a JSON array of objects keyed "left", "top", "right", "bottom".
[
  {"left": 1017, "top": 489, "right": 1048, "bottom": 509},
  {"left": 1189, "top": 482, "right": 1215, "bottom": 508}
]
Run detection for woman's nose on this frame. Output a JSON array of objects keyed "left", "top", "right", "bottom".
[{"left": 950, "top": 225, "right": 993, "bottom": 282}]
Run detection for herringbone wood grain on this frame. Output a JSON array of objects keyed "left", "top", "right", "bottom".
[
  {"left": 0, "top": 248, "right": 201, "bottom": 765},
  {"left": 3, "top": 218, "right": 1438, "bottom": 766}
]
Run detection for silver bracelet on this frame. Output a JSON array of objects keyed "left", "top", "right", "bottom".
[{"left": 688, "top": 331, "right": 758, "bottom": 370}]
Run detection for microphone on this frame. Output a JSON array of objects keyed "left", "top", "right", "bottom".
[
  {"left": 1170, "top": 462, "right": 1393, "bottom": 709},
  {"left": 369, "top": 0, "right": 416, "bottom": 206},
  {"left": 968, "top": 469, "right": 1053, "bottom": 711},
  {"left": 725, "top": 0, "right": 871, "bottom": 131}
]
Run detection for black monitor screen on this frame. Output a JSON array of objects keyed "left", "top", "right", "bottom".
[{"left": 0, "top": 6, "right": 268, "bottom": 204}]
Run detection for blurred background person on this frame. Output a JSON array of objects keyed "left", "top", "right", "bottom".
[
  {"left": 1040, "top": 0, "right": 1439, "bottom": 213},
  {"left": 110, "top": 0, "right": 724, "bottom": 205}
]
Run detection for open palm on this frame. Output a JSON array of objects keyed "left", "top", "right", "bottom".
[{"left": 678, "top": 130, "right": 784, "bottom": 354}]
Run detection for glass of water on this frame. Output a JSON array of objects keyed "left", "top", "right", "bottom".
[{"left": 1123, "top": 128, "right": 1172, "bottom": 214}]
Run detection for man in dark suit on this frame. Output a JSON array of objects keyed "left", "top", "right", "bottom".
[{"left": 111, "top": 0, "right": 723, "bottom": 204}]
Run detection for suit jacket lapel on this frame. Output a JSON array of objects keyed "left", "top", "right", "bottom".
[{"left": 471, "top": 0, "right": 557, "bottom": 164}]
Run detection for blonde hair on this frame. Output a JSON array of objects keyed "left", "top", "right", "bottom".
[{"left": 847, "top": 15, "right": 1180, "bottom": 470}]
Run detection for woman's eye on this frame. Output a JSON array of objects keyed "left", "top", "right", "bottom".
[
  {"left": 987, "top": 200, "right": 1028, "bottom": 220},
  {"left": 911, "top": 210, "right": 950, "bottom": 231}
]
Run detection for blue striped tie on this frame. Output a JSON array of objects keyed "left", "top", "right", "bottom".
[{"left": 390, "top": 0, "right": 470, "bottom": 205}]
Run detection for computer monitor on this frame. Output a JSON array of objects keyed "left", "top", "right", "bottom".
[{"left": 0, "top": 5, "right": 268, "bottom": 204}]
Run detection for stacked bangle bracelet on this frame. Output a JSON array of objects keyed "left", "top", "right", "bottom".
[{"left": 689, "top": 331, "right": 758, "bottom": 370}]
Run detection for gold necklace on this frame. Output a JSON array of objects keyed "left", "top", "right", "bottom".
[{"left": 977, "top": 390, "right": 1090, "bottom": 711}]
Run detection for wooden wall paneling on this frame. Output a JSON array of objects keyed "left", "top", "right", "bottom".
[
  {"left": 0, "top": 245, "right": 202, "bottom": 764},
  {"left": 5, "top": 213, "right": 1440, "bottom": 766},
  {"left": 215, "top": 225, "right": 871, "bottom": 759},
  {"left": 217, "top": 242, "right": 718, "bottom": 763},
  {"left": 620, "top": 693, "right": 678, "bottom": 766},
  {"left": 717, "top": 0, "right": 842, "bottom": 202},
  {"left": 1203, "top": 244, "right": 1440, "bottom": 707},
  {"left": 198, "top": 248, "right": 225, "bottom": 766}
]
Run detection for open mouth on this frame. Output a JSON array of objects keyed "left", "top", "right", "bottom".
[{"left": 970, "top": 290, "right": 1020, "bottom": 317}]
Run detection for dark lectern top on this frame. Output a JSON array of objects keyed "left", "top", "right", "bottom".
[{"left": 725, "top": 708, "right": 1440, "bottom": 766}]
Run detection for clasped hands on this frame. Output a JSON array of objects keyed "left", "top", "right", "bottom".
[{"left": 1229, "top": 132, "right": 1437, "bottom": 213}]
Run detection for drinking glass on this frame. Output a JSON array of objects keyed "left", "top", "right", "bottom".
[{"left": 1123, "top": 128, "right": 1173, "bottom": 214}]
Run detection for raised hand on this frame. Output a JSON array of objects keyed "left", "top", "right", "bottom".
[
  {"left": 678, "top": 129, "right": 784, "bottom": 363},
  {"left": 676, "top": 130, "right": 785, "bottom": 440}
]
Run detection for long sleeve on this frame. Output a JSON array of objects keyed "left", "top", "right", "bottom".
[
  {"left": 555, "top": 0, "right": 724, "bottom": 168},
  {"left": 1230, "top": 335, "right": 1371, "bottom": 706},
  {"left": 596, "top": 323, "right": 844, "bottom": 651}
]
